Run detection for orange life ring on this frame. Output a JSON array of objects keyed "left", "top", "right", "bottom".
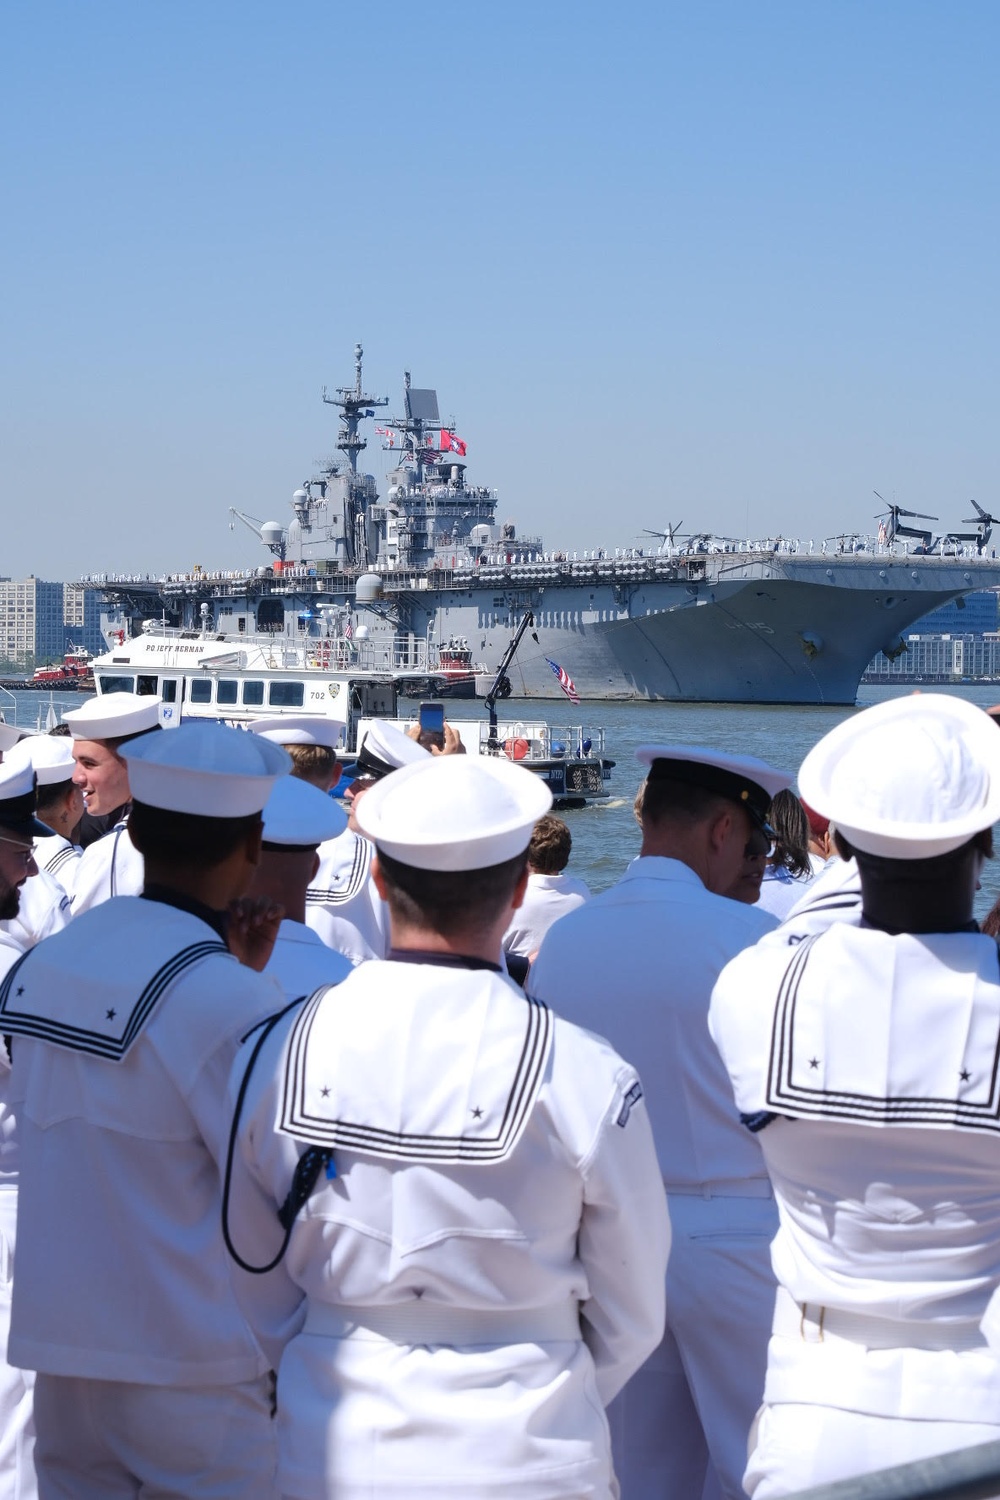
[{"left": 504, "top": 737, "right": 530, "bottom": 761}]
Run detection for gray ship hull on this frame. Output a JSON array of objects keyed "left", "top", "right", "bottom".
[
  {"left": 94, "top": 543, "right": 1000, "bottom": 705},
  {"left": 311, "top": 552, "right": 1000, "bottom": 703}
]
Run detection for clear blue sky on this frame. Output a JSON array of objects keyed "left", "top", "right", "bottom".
[{"left": 3, "top": 0, "right": 999, "bottom": 579}]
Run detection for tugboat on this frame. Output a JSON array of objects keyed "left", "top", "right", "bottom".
[{"left": 29, "top": 646, "right": 94, "bottom": 691}]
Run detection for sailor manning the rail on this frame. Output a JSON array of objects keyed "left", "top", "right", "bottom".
[
  {"left": 222, "top": 753, "right": 669, "bottom": 1500},
  {"left": 0, "top": 722, "right": 291, "bottom": 1498},
  {"left": 62, "top": 691, "right": 161, "bottom": 913},
  {"left": 710, "top": 695, "right": 1000, "bottom": 1496},
  {"left": 529, "top": 744, "right": 791, "bottom": 1500}
]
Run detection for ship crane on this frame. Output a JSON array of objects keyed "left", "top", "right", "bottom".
[
  {"left": 874, "top": 494, "right": 939, "bottom": 552},
  {"left": 228, "top": 508, "right": 286, "bottom": 559}
]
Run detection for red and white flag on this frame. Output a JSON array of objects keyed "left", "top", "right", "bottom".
[{"left": 440, "top": 430, "right": 468, "bottom": 457}]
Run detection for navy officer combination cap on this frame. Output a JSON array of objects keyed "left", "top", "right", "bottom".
[
  {"left": 635, "top": 745, "right": 793, "bottom": 835},
  {"left": 0, "top": 762, "right": 54, "bottom": 840}
]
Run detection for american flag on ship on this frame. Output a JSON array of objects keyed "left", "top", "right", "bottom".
[
  {"left": 545, "top": 657, "right": 580, "bottom": 705},
  {"left": 344, "top": 620, "right": 354, "bottom": 641}
]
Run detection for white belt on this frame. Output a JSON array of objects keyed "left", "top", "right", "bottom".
[
  {"left": 773, "top": 1285, "right": 987, "bottom": 1353},
  {"left": 304, "top": 1300, "right": 582, "bottom": 1347},
  {"left": 664, "top": 1177, "right": 774, "bottom": 1199}
]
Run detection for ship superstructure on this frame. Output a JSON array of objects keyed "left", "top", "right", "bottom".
[{"left": 88, "top": 348, "right": 1000, "bottom": 705}]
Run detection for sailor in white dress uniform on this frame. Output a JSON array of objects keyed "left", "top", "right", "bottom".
[
  {"left": 302, "top": 721, "right": 429, "bottom": 963},
  {"left": 1, "top": 722, "right": 292, "bottom": 1498},
  {"left": 222, "top": 753, "right": 669, "bottom": 1500},
  {"left": 253, "top": 773, "right": 353, "bottom": 1002},
  {"left": 710, "top": 694, "right": 1000, "bottom": 1496},
  {"left": 529, "top": 745, "right": 791, "bottom": 1500},
  {"left": 3, "top": 739, "right": 83, "bottom": 898},
  {"left": 62, "top": 693, "right": 161, "bottom": 914},
  {"left": 0, "top": 762, "right": 53, "bottom": 1500}
]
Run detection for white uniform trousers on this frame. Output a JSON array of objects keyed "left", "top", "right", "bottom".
[
  {"left": 0, "top": 1191, "right": 35, "bottom": 1500},
  {"left": 32, "top": 1374, "right": 277, "bottom": 1499},
  {"left": 606, "top": 1193, "right": 776, "bottom": 1500},
  {"left": 744, "top": 1403, "right": 1000, "bottom": 1497}
]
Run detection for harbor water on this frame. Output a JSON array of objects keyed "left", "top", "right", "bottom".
[{"left": 6, "top": 682, "right": 1000, "bottom": 920}]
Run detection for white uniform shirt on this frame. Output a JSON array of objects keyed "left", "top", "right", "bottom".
[
  {"left": 756, "top": 864, "right": 814, "bottom": 920},
  {"left": 264, "top": 919, "right": 352, "bottom": 1003},
  {"left": 530, "top": 857, "right": 777, "bottom": 1188},
  {"left": 3, "top": 896, "right": 283, "bottom": 1386},
  {"left": 33, "top": 833, "right": 82, "bottom": 895},
  {"left": 710, "top": 922, "right": 1000, "bottom": 1422},
  {"left": 781, "top": 855, "right": 860, "bottom": 932},
  {"left": 224, "top": 956, "right": 668, "bottom": 1498},
  {"left": 1, "top": 869, "right": 71, "bottom": 955},
  {"left": 71, "top": 821, "right": 144, "bottom": 915},
  {"left": 305, "top": 831, "right": 386, "bottom": 964},
  {"left": 502, "top": 871, "right": 591, "bottom": 958}
]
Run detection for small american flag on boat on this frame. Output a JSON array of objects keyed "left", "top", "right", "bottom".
[
  {"left": 545, "top": 657, "right": 580, "bottom": 705},
  {"left": 344, "top": 620, "right": 354, "bottom": 641}
]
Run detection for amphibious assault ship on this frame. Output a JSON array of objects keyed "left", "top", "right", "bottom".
[{"left": 88, "top": 346, "right": 1000, "bottom": 704}]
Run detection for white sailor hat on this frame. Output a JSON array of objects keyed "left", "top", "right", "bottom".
[
  {"left": 248, "top": 715, "right": 345, "bottom": 749},
  {"left": 353, "top": 720, "right": 429, "bottom": 783},
  {"left": 262, "top": 774, "right": 347, "bottom": 846},
  {"left": 799, "top": 693, "right": 1000, "bottom": 860},
  {"left": 635, "top": 744, "right": 793, "bottom": 831},
  {"left": 5, "top": 735, "right": 76, "bottom": 786},
  {"left": 356, "top": 754, "right": 552, "bottom": 872},
  {"left": 63, "top": 692, "right": 162, "bottom": 743},
  {"left": 120, "top": 721, "right": 292, "bottom": 818},
  {"left": 0, "top": 722, "right": 31, "bottom": 755},
  {"left": 0, "top": 762, "right": 52, "bottom": 838}
]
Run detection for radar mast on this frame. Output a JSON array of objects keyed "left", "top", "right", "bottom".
[{"left": 322, "top": 343, "right": 388, "bottom": 475}]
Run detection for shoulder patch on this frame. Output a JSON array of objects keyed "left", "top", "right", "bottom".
[{"left": 616, "top": 1079, "right": 643, "bottom": 1128}]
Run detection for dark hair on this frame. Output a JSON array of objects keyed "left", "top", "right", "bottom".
[
  {"left": 48, "top": 724, "right": 72, "bottom": 738},
  {"left": 768, "top": 789, "right": 811, "bottom": 879},
  {"left": 376, "top": 847, "right": 528, "bottom": 937},
  {"left": 640, "top": 775, "right": 732, "bottom": 829},
  {"left": 128, "top": 801, "right": 261, "bottom": 867},
  {"left": 839, "top": 828, "right": 994, "bottom": 886},
  {"left": 528, "top": 814, "right": 572, "bottom": 874},
  {"left": 287, "top": 744, "right": 339, "bottom": 786},
  {"left": 35, "top": 778, "right": 76, "bottom": 815}
]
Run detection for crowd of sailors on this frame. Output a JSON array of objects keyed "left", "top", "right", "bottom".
[{"left": 0, "top": 687, "right": 998, "bottom": 1497}]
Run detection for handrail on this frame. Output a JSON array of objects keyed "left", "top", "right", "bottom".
[{"left": 783, "top": 1437, "right": 1000, "bottom": 1499}]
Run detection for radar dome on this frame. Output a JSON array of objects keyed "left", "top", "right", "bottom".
[
  {"left": 354, "top": 624, "right": 370, "bottom": 641},
  {"left": 356, "top": 573, "right": 383, "bottom": 603},
  {"left": 292, "top": 489, "right": 308, "bottom": 503},
  {"left": 260, "top": 522, "right": 285, "bottom": 546}
]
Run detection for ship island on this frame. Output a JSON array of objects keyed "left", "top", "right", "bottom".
[{"left": 80, "top": 345, "right": 1000, "bottom": 705}]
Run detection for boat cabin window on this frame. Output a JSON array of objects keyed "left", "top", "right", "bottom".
[
  {"left": 161, "top": 681, "right": 178, "bottom": 704},
  {"left": 98, "top": 674, "right": 135, "bottom": 694},
  {"left": 136, "top": 675, "right": 158, "bottom": 697},
  {"left": 189, "top": 679, "right": 213, "bottom": 704},
  {"left": 216, "top": 680, "right": 238, "bottom": 706},
  {"left": 268, "top": 681, "right": 305, "bottom": 708},
  {"left": 242, "top": 680, "right": 265, "bottom": 706}
]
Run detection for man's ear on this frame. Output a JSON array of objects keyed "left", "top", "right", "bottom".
[
  {"left": 509, "top": 862, "right": 531, "bottom": 913},
  {"left": 370, "top": 853, "right": 388, "bottom": 900},
  {"left": 706, "top": 805, "right": 735, "bottom": 855},
  {"left": 244, "top": 816, "right": 264, "bottom": 869}
]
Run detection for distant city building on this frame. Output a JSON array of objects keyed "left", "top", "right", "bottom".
[
  {"left": 0, "top": 577, "right": 65, "bottom": 664},
  {"left": 63, "top": 583, "right": 107, "bottom": 655},
  {"left": 909, "top": 589, "right": 999, "bottom": 636},
  {"left": 866, "top": 632, "right": 1000, "bottom": 682}
]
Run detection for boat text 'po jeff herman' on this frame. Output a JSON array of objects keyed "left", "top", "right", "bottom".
[{"left": 85, "top": 346, "right": 1000, "bottom": 704}]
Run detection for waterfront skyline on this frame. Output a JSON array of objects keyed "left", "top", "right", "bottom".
[{"left": 3, "top": 0, "right": 1000, "bottom": 580}]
